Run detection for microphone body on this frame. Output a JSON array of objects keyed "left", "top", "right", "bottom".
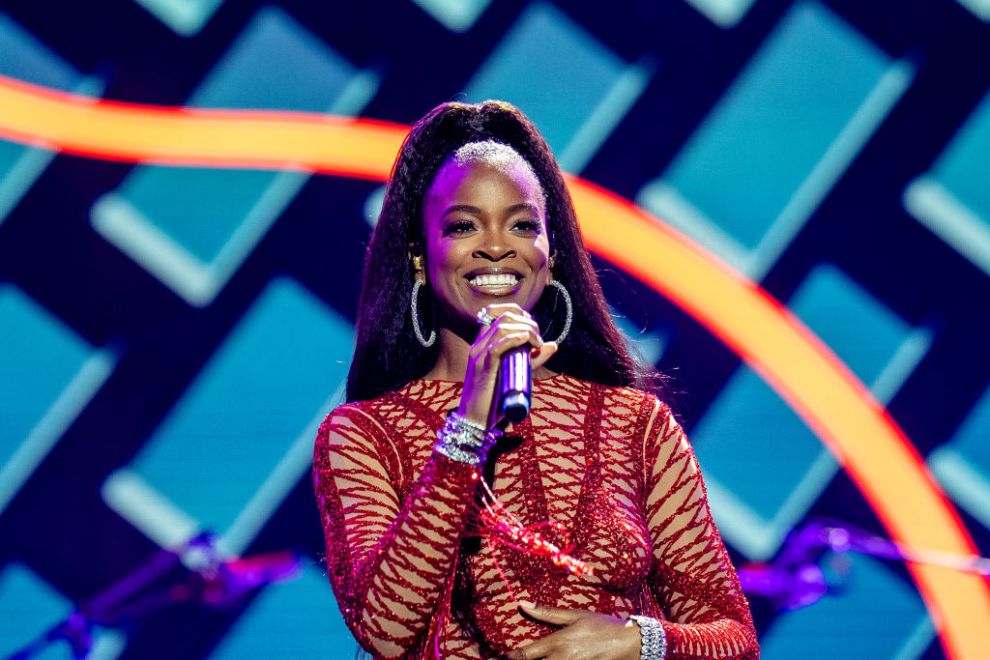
[{"left": 497, "top": 346, "right": 532, "bottom": 424}]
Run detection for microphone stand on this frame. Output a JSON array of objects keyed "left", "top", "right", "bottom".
[
  {"left": 737, "top": 518, "right": 990, "bottom": 612},
  {"left": 6, "top": 532, "right": 301, "bottom": 659}
]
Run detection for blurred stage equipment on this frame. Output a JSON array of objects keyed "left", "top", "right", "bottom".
[
  {"left": 738, "top": 519, "right": 990, "bottom": 612},
  {"left": 7, "top": 532, "right": 301, "bottom": 659}
]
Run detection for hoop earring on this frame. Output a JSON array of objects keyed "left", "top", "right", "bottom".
[
  {"left": 410, "top": 280, "right": 436, "bottom": 347},
  {"left": 547, "top": 279, "right": 572, "bottom": 345}
]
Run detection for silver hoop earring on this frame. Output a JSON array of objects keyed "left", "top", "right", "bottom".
[
  {"left": 547, "top": 279, "right": 572, "bottom": 345},
  {"left": 410, "top": 280, "right": 436, "bottom": 347}
]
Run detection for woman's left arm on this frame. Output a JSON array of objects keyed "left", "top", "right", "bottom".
[
  {"left": 509, "top": 396, "right": 758, "bottom": 660},
  {"left": 639, "top": 398, "right": 759, "bottom": 659}
]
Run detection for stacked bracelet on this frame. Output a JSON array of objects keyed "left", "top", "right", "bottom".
[
  {"left": 434, "top": 411, "right": 499, "bottom": 466},
  {"left": 629, "top": 615, "right": 667, "bottom": 660}
]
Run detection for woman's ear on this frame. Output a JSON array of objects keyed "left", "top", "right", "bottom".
[{"left": 409, "top": 243, "right": 426, "bottom": 283}]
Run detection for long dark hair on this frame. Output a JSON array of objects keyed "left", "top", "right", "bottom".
[{"left": 346, "top": 100, "right": 662, "bottom": 402}]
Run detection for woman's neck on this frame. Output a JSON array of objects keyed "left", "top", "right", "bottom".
[
  {"left": 422, "top": 328, "right": 471, "bottom": 382},
  {"left": 422, "top": 327, "right": 556, "bottom": 382}
]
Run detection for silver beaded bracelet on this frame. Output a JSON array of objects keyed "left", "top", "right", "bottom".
[
  {"left": 433, "top": 411, "right": 499, "bottom": 466},
  {"left": 629, "top": 615, "right": 667, "bottom": 660}
]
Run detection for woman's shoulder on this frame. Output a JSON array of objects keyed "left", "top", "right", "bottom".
[{"left": 316, "top": 393, "right": 400, "bottom": 444}]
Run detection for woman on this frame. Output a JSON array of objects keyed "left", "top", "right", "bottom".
[{"left": 312, "top": 100, "right": 759, "bottom": 659}]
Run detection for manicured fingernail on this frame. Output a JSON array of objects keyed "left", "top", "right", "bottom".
[{"left": 531, "top": 347, "right": 539, "bottom": 357}]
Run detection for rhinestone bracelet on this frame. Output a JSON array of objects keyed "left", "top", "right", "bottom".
[
  {"left": 629, "top": 615, "right": 667, "bottom": 660},
  {"left": 434, "top": 411, "right": 499, "bottom": 466}
]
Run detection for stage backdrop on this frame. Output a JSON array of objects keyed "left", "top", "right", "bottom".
[{"left": 0, "top": 0, "right": 988, "bottom": 658}]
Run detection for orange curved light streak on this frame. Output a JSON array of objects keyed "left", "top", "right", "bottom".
[{"left": 1, "top": 73, "right": 988, "bottom": 658}]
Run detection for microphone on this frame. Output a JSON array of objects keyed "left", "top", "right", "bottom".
[{"left": 497, "top": 346, "right": 531, "bottom": 424}]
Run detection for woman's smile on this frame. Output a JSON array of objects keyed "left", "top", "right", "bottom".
[{"left": 465, "top": 267, "right": 523, "bottom": 296}]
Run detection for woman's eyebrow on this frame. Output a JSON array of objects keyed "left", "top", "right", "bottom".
[{"left": 442, "top": 202, "right": 541, "bottom": 217}]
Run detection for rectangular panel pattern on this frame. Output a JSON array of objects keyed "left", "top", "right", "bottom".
[
  {"left": 102, "top": 278, "right": 353, "bottom": 554},
  {"left": 0, "top": 286, "right": 114, "bottom": 514},
  {"left": 638, "top": 2, "right": 912, "bottom": 278},
  {"left": 904, "top": 88, "right": 990, "bottom": 276},
  {"left": 463, "top": 2, "right": 649, "bottom": 172},
  {"left": 694, "top": 265, "right": 930, "bottom": 559},
  {"left": 91, "top": 6, "right": 379, "bottom": 306}
]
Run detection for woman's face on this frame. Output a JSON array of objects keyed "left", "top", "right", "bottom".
[{"left": 420, "top": 156, "right": 551, "bottom": 329}]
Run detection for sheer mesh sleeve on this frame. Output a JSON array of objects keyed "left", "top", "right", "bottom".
[
  {"left": 312, "top": 403, "right": 478, "bottom": 658},
  {"left": 642, "top": 399, "right": 760, "bottom": 659}
]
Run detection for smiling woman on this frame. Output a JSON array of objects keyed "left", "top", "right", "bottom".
[{"left": 312, "top": 100, "right": 759, "bottom": 659}]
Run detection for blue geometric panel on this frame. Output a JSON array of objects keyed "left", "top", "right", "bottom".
[
  {"left": 954, "top": 0, "right": 990, "bottom": 22},
  {"left": 0, "top": 563, "right": 71, "bottom": 658},
  {"left": 695, "top": 265, "right": 932, "bottom": 559},
  {"left": 928, "top": 380, "right": 990, "bottom": 531},
  {"left": 91, "top": 7, "right": 380, "bottom": 306},
  {"left": 0, "top": 13, "right": 93, "bottom": 226},
  {"left": 411, "top": 0, "right": 493, "bottom": 32},
  {"left": 463, "top": 2, "right": 650, "bottom": 172},
  {"left": 903, "top": 88, "right": 990, "bottom": 276},
  {"left": 760, "top": 554, "right": 931, "bottom": 659},
  {"left": 131, "top": 0, "right": 226, "bottom": 37},
  {"left": 102, "top": 278, "right": 353, "bottom": 554},
  {"left": 0, "top": 563, "right": 126, "bottom": 659},
  {"left": 611, "top": 308, "right": 667, "bottom": 366},
  {"left": 638, "top": 2, "right": 913, "bottom": 278},
  {"left": 682, "top": 0, "right": 758, "bottom": 28},
  {"left": 210, "top": 560, "right": 357, "bottom": 659},
  {"left": 0, "top": 285, "right": 115, "bottom": 514}
]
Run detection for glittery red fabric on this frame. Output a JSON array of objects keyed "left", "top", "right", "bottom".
[{"left": 313, "top": 374, "right": 759, "bottom": 659}]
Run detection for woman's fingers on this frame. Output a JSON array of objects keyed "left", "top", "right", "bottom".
[
  {"left": 530, "top": 341, "right": 558, "bottom": 371},
  {"left": 487, "top": 332, "right": 540, "bottom": 361}
]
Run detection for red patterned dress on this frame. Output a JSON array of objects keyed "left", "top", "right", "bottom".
[{"left": 312, "top": 373, "right": 759, "bottom": 658}]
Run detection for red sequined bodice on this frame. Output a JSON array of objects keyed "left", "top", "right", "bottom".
[{"left": 313, "top": 374, "right": 759, "bottom": 658}]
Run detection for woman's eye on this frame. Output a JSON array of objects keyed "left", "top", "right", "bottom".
[
  {"left": 513, "top": 219, "right": 541, "bottom": 233},
  {"left": 443, "top": 220, "right": 476, "bottom": 235}
]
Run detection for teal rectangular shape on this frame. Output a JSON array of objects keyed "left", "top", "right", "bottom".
[
  {"left": 110, "top": 7, "right": 356, "bottom": 265},
  {"left": 760, "top": 554, "right": 929, "bottom": 659},
  {"left": 124, "top": 278, "right": 353, "bottom": 536},
  {"left": 903, "top": 87, "right": 990, "bottom": 275},
  {"left": 131, "top": 0, "right": 226, "bottom": 36},
  {"left": 682, "top": 0, "right": 757, "bottom": 27},
  {"left": 788, "top": 265, "right": 913, "bottom": 391},
  {"left": 463, "top": 2, "right": 646, "bottom": 171},
  {"left": 92, "top": 7, "right": 378, "bottom": 305},
  {"left": 0, "top": 564, "right": 72, "bottom": 658},
  {"left": 411, "top": 0, "right": 492, "bottom": 32},
  {"left": 211, "top": 561, "right": 357, "bottom": 658},
  {"left": 929, "top": 381, "right": 990, "bottom": 529},
  {"left": 0, "top": 286, "right": 93, "bottom": 475},
  {"left": 641, "top": 2, "right": 897, "bottom": 257},
  {"left": 695, "top": 265, "right": 918, "bottom": 557},
  {"left": 922, "top": 88, "right": 990, "bottom": 225},
  {"left": 0, "top": 13, "right": 81, "bottom": 91},
  {"left": 0, "top": 13, "right": 82, "bottom": 225}
]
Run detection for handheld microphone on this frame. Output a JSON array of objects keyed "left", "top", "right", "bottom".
[{"left": 497, "top": 346, "right": 531, "bottom": 424}]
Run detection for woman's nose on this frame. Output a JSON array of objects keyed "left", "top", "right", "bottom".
[{"left": 472, "top": 232, "right": 516, "bottom": 261}]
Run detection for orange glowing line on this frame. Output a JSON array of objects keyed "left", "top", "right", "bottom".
[
  {"left": 1, "top": 73, "right": 988, "bottom": 658},
  {"left": 0, "top": 75, "right": 405, "bottom": 179}
]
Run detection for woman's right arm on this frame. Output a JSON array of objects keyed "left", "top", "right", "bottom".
[{"left": 312, "top": 405, "right": 479, "bottom": 658}]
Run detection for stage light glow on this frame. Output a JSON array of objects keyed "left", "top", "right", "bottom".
[{"left": 1, "top": 72, "right": 987, "bottom": 659}]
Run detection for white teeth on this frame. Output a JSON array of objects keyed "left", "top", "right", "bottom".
[{"left": 470, "top": 274, "right": 518, "bottom": 287}]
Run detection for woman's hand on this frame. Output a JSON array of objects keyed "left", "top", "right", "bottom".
[
  {"left": 458, "top": 303, "right": 558, "bottom": 427},
  {"left": 508, "top": 602, "right": 642, "bottom": 660}
]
